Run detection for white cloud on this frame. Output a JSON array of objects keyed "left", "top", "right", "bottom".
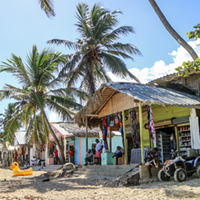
[
  {"left": 49, "top": 110, "right": 61, "bottom": 122},
  {"left": 107, "top": 39, "right": 200, "bottom": 84}
]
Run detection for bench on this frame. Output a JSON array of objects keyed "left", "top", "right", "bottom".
[{"left": 139, "top": 165, "right": 161, "bottom": 180}]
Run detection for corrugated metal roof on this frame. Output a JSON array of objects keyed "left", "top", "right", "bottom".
[
  {"left": 51, "top": 123, "right": 73, "bottom": 137},
  {"left": 74, "top": 82, "right": 200, "bottom": 127},
  {"left": 105, "top": 82, "right": 200, "bottom": 108},
  {"left": 14, "top": 131, "right": 27, "bottom": 145}
]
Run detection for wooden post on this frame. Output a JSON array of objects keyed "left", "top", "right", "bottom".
[
  {"left": 64, "top": 136, "right": 67, "bottom": 160},
  {"left": 122, "top": 110, "right": 128, "bottom": 164},
  {"left": 86, "top": 117, "right": 88, "bottom": 152},
  {"left": 139, "top": 101, "right": 144, "bottom": 164},
  {"left": 109, "top": 127, "right": 112, "bottom": 153},
  {"left": 174, "top": 126, "right": 180, "bottom": 153}
]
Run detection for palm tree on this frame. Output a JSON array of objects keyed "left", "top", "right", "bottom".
[
  {"left": 38, "top": 0, "right": 55, "bottom": 18},
  {"left": 47, "top": 3, "right": 141, "bottom": 97},
  {"left": 0, "top": 45, "right": 84, "bottom": 164},
  {"left": 148, "top": 0, "right": 198, "bottom": 60}
]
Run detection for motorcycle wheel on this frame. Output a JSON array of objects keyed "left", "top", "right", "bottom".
[
  {"left": 158, "top": 169, "right": 170, "bottom": 181},
  {"left": 174, "top": 168, "right": 187, "bottom": 182}
]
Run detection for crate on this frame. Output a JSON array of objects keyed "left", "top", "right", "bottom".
[{"left": 101, "top": 153, "right": 114, "bottom": 165}]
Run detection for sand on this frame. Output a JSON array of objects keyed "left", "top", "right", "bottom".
[{"left": 0, "top": 168, "right": 200, "bottom": 200}]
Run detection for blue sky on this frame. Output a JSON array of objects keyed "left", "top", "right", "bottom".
[{"left": 0, "top": 0, "right": 200, "bottom": 120}]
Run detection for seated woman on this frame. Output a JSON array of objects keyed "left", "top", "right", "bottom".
[
  {"left": 85, "top": 149, "right": 93, "bottom": 165},
  {"left": 112, "top": 146, "right": 124, "bottom": 165}
]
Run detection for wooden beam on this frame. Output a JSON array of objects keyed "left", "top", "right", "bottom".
[
  {"left": 108, "top": 127, "right": 112, "bottom": 153},
  {"left": 64, "top": 136, "right": 67, "bottom": 160},
  {"left": 122, "top": 111, "right": 128, "bottom": 165},
  {"left": 99, "top": 93, "right": 139, "bottom": 118},
  {"left": 86, "top": 117, "right": 88, "bottom": 152},
  {"left": 85, "top": 114, "right": 99, "bottom": 117},
  {"left": 139, "top": 101, "right": 144, "bottom": 164},
  {"left": 174, "top": 126, "right": 180, "bottom": 155}
]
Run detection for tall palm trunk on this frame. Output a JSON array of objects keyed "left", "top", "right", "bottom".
[
  {"left": 87, "top": 61, "right": 96, "bottom": 97},
  {"left": 42, "top": 110, "right": 66, "bottom": 164},
  {"left": 149, "top": 0, "right": 198, "bottom": 60}
]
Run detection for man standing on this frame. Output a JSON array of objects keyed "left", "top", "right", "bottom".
[
  {"left": 69, "top": 147, "right": 74, "bottom": 164},
  {"left": 95, "top": 139, "right": 103, "bottom": 165},
  {"left": 85, "top": 149, "right": 93, "bottom": 165},
  {"left": 54, "top": 148, "right": 58, "bottom": 165}
]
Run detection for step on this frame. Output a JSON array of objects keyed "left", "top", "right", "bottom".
[
  {"left": 77, "top": 168, "right": 134, "bottom": 173},
  {"left": 73, "top": 171, "right": 124, "bottom": 177},
  {"left": 80, "top": 165, "right": 137, "bottom": 170}
]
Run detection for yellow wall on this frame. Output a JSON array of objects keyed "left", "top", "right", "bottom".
[{"left": 142, "top": 105, "right": 190, "bottom": 147}]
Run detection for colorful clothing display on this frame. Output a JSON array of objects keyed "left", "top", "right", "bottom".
[
  {"left": 119, "top": 113, "right": 124, "bottom": 147},
  {"left": 102, "top": 116, "right": 108, "bottom": 149},
  {"left": 147, "top": 106, "right": 156, "bottom": 147},
  {"left": 130, "top": 109, "right": 140, "bottom": 148}
]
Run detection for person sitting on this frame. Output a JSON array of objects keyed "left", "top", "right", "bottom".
[
  {"left": 112, "top": 146, "right": 124, "bottom": 165},
  {"left": 145, "top": 148, "right": 160, "bottom": 179},
  {"left": 30, "top": 156, "right": 37, "bottom": 166},
  {"left": 85, "top": 149, "right": 93, "bottom": 165}
]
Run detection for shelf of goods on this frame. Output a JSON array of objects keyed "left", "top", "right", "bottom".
[
  {"left": 179, "top": 126, "right": 191, "bottom": 154},
  {"left": 156, "top": 132, "right": 171, "bottom": 163}
]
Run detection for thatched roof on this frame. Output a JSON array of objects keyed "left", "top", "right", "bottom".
[
  {"left": 74, "top": 82, "right": 200, "bottom": 127},
  {"left": 59, "top": 122, "right": 100, "bottom": 138}
]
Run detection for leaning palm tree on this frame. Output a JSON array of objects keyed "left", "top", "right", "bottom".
[
  {"left": 38, "top": 0, "right": 55, "bottom": 18},
  {"left": 0, "top": 45, "right": 84, "bottom": 164},
  {"left": 148, "top": 0, "right": 198, "bottom": 60},
  {"left": 47, "top": 3, "right": 141, "bottom": 97}
]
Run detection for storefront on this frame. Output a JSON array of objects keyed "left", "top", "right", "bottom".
[{"left": 74, "top": 82, "right": 200, "bottom": 164}]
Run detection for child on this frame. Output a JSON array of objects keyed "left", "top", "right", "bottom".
[{"left": 145, "top": 148, "right": 160, "bottom": 179}]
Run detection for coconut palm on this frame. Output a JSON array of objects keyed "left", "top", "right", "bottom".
[
  {"left": 148, "top": 0, "right": 198, "bottom": 60},
  {"left": 47, "top": 3, "right": 141, "bottom": 97},
  {"left": 0, "top": 45, "right": 84, "bottom": 164},
  {"left": 38, "top": 0, "right": 55, "bottom": 18}
]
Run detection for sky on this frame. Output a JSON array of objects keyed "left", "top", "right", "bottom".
[{"left": 0, "top": 0, "right": 200, "bottom": 121}]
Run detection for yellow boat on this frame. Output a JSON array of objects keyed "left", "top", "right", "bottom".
[{"left": 10, "top": 162, "right": 33, "bottom": 176}]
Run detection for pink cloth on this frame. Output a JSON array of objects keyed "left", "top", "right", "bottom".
[{"left": 95, "top": 151, "right": 101, "bottom": 158}]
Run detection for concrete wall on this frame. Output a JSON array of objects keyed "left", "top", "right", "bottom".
[{"left": 74, "top": 135, "right": 123, "bottom": 165}]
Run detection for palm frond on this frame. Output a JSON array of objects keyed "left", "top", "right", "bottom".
[
  {"left": 38, "top": 0, "right": 55, "bottom": 18},
  {"left": 47, "top": 39, "right": 80, "bottom": 50},
  {"left": 100, "top": 52, "right": 140, "bottom": 83}
]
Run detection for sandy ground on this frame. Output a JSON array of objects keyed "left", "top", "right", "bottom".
[{"left": 0, "top": 168, "right": 200, "bottom": 200}]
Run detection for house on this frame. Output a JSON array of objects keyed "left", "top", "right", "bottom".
[{"left": 46, "top": 122, "right": 123, "bottom": 165}]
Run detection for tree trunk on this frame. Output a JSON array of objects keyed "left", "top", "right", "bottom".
[
  {"left": 87, "top": 60, "right": 96, "bottom": 97},
  {"left": 42, "top": 110, "right": 66, "bottom": 164},
  {"left": 149, "top": 0, "right": 198, "bottom": 60}
]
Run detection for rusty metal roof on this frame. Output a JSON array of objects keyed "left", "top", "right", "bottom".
[
  {"left": 74, "top": 82, "right": 200, "bottom": 127},
  {"left": 105, "top": 82, "right": 200, "bottom": 107}
]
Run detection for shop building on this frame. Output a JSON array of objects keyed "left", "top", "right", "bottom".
[{"left": 74, "top": 82, "right": 200, "bottom": 165}]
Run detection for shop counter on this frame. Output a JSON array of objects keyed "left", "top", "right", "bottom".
[{"left": 101, "top": 152, "right": 114, "bottom": 165}]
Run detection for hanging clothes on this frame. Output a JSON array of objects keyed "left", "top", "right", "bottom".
[
  {"left": 130, "top": 109, "right": 140, "bottom": 148},
  {"left": 119, "top": 113, "right": 124, "bottom": 147},
  {"left": 102, "top": 116, "right": 108, "bottom": 149},
  {"left": 21, "top": 146, "right": 25, "bottom": 156},
  {"left": 147, "top": 106, "right": 156, "bottom": 147}
]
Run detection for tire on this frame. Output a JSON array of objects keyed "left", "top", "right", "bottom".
[
  {"left": 158, "top": 169, "right": 170, "bottom": 181},
  {"left": 196, "top": 165, "right": 200, "bottom": 178},
  {"left": 187, "top": 172, "right": 194, "bottom": 177},
  {"left": 174, "top": 168, "right": 187, "bottom": 182}
]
